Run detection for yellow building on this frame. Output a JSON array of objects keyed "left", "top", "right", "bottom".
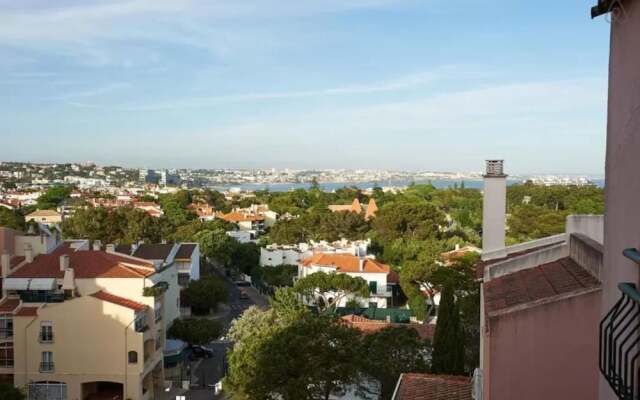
[{"left": 0, "top": 239, "right": 179, "bottom": 400}]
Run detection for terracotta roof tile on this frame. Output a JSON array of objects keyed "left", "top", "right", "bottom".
[
  {"left": 14, "top": 307, "right": 38, "bottom": 317},
  {"left": 0, "top": 298, "right": 20, "bottom": 313},
  {"left": 484, "top": 256, "right": 600, "bottom": 314},
  {"left": 9, "top": 246, "right": 155, "bottom": 279},
  {"left": 302, "top": 254, "right": 390, "bottom": 274},
  {"left": 219, "top": 211, "right": 264, "bottom": 222},
  {"left": 342, "top": 314, "right": 434, "bottom": 341},
  {"left": 91, "top": 291, "right": 147, "bottom": 312},
  {"left": 10, "top": 256, "right": 25, "bottom": 268},
  {"left": 395, "top": 373, "right": 472, "bottom": 400}
]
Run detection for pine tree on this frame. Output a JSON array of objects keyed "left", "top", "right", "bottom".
[{"left": 431, "top": 284, "right": 465, "bottom": 375}]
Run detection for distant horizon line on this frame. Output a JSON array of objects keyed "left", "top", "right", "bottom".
[{"left": 0, "top": 159, "right": 604, "bottom": 177}]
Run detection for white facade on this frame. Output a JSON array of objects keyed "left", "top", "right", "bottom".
[{"left": 297, "top": 263, "right": 393, "bottom": 308}]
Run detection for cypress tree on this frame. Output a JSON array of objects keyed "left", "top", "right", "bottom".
[{"left": 431, "top": 284, "right": 465, "bottom": 375}]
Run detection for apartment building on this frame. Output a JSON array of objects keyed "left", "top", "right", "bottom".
[
  {"left": 476, "top": 160, "right": 603, "bottom": 400},
  {"left": 0, "top": 239, "right": 178, "bottom": 400},
  {"left": 591, "top": 1, "right": 640, "bottom": 399},
  {"left": 298, "top": 253, "right": 399, "bottom": 308},
  {"left": 115, "top": 242, "right": 200, "bottom": 288}
]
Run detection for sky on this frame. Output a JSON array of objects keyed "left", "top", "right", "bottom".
[{"left": 0, "top": 0, "right": 611, "bottom": 174}]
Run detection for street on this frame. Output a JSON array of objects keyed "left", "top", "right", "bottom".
[{"left": 166, "top": 267, "right": 267, "bottom": 400}]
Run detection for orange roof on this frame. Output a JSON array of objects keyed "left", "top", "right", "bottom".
[
  {"left": 341, "top": 314, "right": 434, "bottom": 341},
  {"left": 9, "top": 245, "right": 155, "bottom": 279},
  {"left": 364, "top": 198, "right": 378, "bottom": 220},
  {"left": 219, "top": 211, "right": 264, "bottom": 222},
  {"left": 301, "top": 254, "right": 390, "bottom": 274},
  {"left": 395, "top": 373, "right": 472, "bottom": 400},
  {"left": 0, "top": 298, "right": 20, "bottom": 313},
  {"left": 328, "top": 198, "right": 363, "bottom": 214},
  {"left": 10, "top": 256, "right": 25, "bottom": 269},
  {"left": 91, "top": 291, "right": 147, "bottom": 312},
  {"left": 14, "top": 307, "right": 38, "bottom": 317}
]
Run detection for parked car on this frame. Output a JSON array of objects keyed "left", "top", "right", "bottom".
[
  {"left": 188, "top": 345, "right": 214, "bottom": 360},
  {"left": 239, "top": 288, "right": 249, "bottom": 300},
  {"left": 234, "top": 281, "right": 251, "bottom": 287}
]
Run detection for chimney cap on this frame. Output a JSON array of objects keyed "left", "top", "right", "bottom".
[{"left": 484, "top": 160, "right": 507, "bottom": 178}]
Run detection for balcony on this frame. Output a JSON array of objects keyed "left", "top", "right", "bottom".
[
  {"left": 20, "top": 291, "right": 65, "bottom": 303},
  {"left": 599, "top": 248, "right": 640, "bottom": 400},
  {"left": 39, "top": 362, "right": 54, "bottom": 373}
]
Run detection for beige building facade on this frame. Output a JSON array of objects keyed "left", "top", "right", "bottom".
[{"left": 0, "top": 239, "right": 180, "bottom": 400}]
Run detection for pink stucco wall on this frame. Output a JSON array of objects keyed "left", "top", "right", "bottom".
[
  {"left": 600, "top": 0, "right": 640, "bottom": 398},
  {"left": 486, "top": 291, "right": 600, "bottom": 400}
]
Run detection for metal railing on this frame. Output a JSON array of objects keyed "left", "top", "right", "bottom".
[
  {"left": 0, "top": 328, "right": 13, "bottom": 340},
  {"left": 600, "top": 248, "right": 640, "bottom": 400},
  {"left": 39, "top": 362, "right": 54, "bottom": 373}
]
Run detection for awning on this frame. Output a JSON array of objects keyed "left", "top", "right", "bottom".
[
  {"left": 2, "top": 278, "right": 57, "bottom": 291},
  {"left": 3, "top": 278, "right": 30, "bottom": 291},
  {"left": 28, "top": 278, "right": 57, "bottom": 291}
]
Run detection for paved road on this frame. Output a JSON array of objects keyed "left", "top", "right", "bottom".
[{"left": 178, "top": 267, "right": 267, "bottom": 399}]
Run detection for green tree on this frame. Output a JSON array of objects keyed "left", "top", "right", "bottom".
[
  {"left": 293, "top": 272, "right": 369, "bottom": 313},
  {"left": 167, "top": 318, "right": 222, "bottom": 345},
  {"left": 181, "top": 276, "right": 228, "bottom": 315},
  {"left": 262, "top": 264, "right": 298, "bottom": 287},
  {"left": 231, "top": 242, "right": 260, "bottom": 276},
  {"left": 431, "top": 284, "right": 464, "bottom": 375},
  {"left": 361, "top": 327, "right": 431, "bottom": 399},
  {"left": 0, "top": 208, "right": 25, "bottom": 231},
  {"left": 37, "top": 185, "right": 73, "bottom": 209},
  {"left": 0, "top": 384, "right": 25, "bottom": 400}
]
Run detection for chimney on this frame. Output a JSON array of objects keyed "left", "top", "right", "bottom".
[
  {"left": 92, "top": 240, "right": 102, "bottom": 251},
  {"left": 60, "top": 254, "right": 70, "bottom": 271},
  {"left": 358, "top": 257, "right": 365, "bottom": 272},
  {"left": 24, "top": 244, "right": 33, "bottom": 263},
  {"left": 482, "top": 160, "right": 508, "bottom": 261},
  {"left": 1, "top": 252, "right": 10, "bottom": 278},
  {"left": 106, "top": 244, "right": 115, "bottom": 253},
  {"left": 455, "top": 243, "right": 460, "bottom": 251},
  {"left": 62, "top": 265, "right": 76, "bottom": 292}
]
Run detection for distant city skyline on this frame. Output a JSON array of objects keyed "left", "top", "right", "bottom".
[{"left": 0, "top": 1, "right": 610, "bottom": 174}]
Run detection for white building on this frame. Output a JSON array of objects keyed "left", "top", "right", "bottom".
[
  {"left": 298, "top": 253, "right": 398, "bottom": 308},
  {"left": 261, "top": 239, "right": 369, "bottom": 267}
]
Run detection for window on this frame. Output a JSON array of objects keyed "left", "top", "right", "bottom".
[
  {"left": 0, "top": 315, "right": 13, "bottom": 339},
  {"left": 40, "top": 351, "right": 54, "bottom": 372},
  {"left": 128, "top": 351, "right": 138, "bottom": 364},
  {"left": 28, "top": 381, "right": 66, "bottom": 400},
  {"left": 40, "top": 321, "right": 53, "bottom": 343},
  {"left": 368, "top": 281, "right": 377, "bottom": 294},
  {"left": 0, "top": 343, "right": 13, "bottom": 367}
]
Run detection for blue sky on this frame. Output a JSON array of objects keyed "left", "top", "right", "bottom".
[{"left": 0, "top": 0, "right": 610, "bottom": 174}]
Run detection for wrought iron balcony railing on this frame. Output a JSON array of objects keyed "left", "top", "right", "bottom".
[{"left": 600, "top": 248, "right": 640, "bottom": 400}]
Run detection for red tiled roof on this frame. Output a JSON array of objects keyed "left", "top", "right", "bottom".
[
  {"left": 365, "top": 198, "right": 378, "bottom": 220},
  {"left": 475, "top": 242, "right": 560, "bottom": 279},
  {"left": 484, "top": 256, "right": 600, "bottom": 314},
  {"left": 302, "top": 253, "right": 390, "bottom": 274},
  {"left": 219, "top": 211, "right": 264, "bottom": 222},
  {"left": 10, "top": 256, "right": 25, "bottom": 268},
  {"left": 91, "top": 291, "right": 147, "bottom": 312},
  {"left": 0, "top": 298, "right": 20, "bottom": 313},
  {"left": 14, "top": 307, "right": 38, "bottom": 317},
  {"left": 9, "top": 245, "right": 155, "bottom": 279},
  {"left": 395, "top": 373, "right": 472, "bottom": 400},
  {"left": 328, "top": 198, "right": 363, "bottom": 214},
  {"left": 342, "top": 314, "right": 434, "bottom": 341}
]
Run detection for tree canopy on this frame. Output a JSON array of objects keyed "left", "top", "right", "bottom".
[
  {"left": 293, "top": 271, "right": 369, "bottom": 313},
  {"left": 167, "top": 317, "right": 222, "bottom": 345},
  {"left": 181, "top": 276, "right": 228, "bottom": 315}
]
